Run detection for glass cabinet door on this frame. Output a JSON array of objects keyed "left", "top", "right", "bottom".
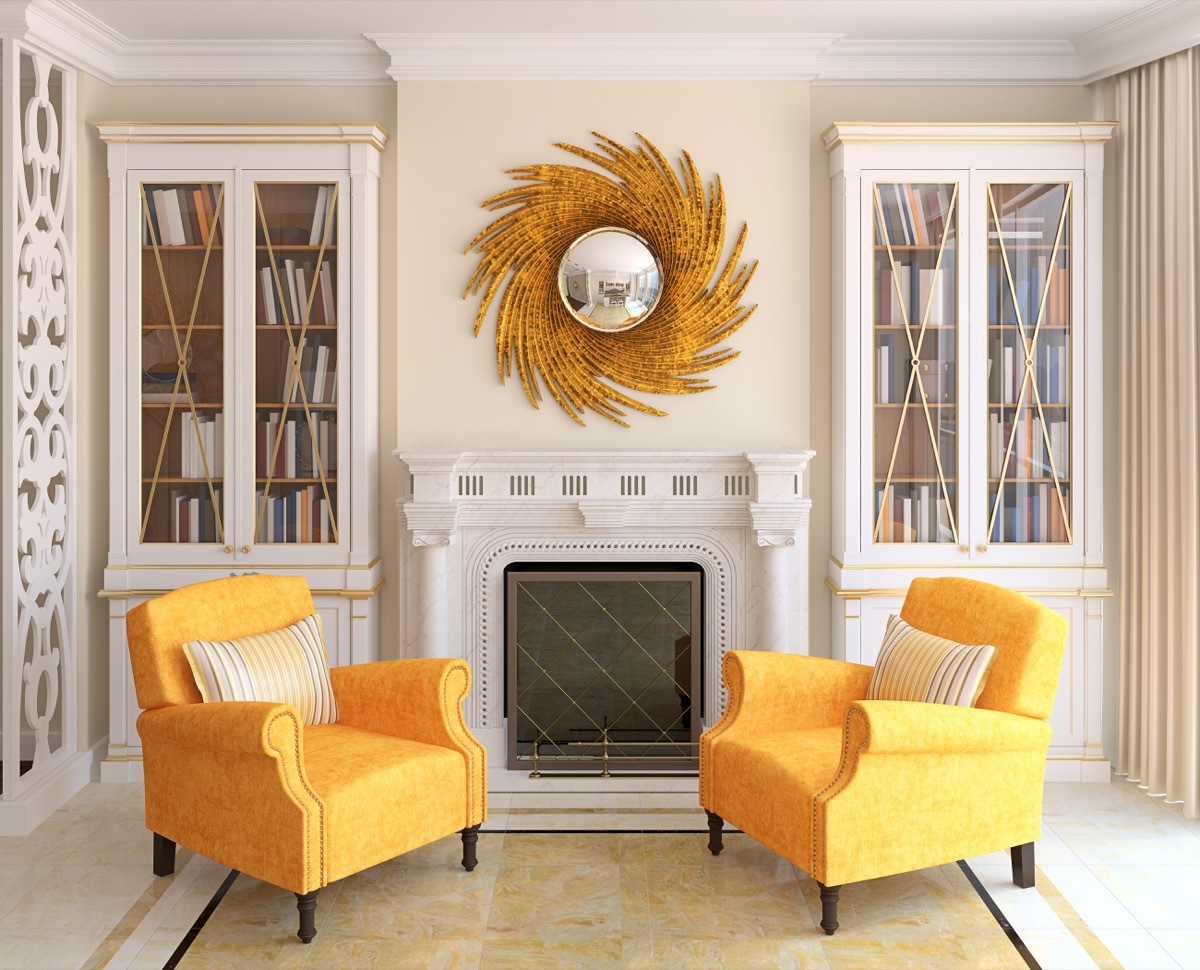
[
  {"left": 985, "top": 182, "right": 1072, "bottom": 544},
  {"left": 138, "top": 181, "right": 226, "bottom": 545},
  {"left": 871, "top": 182, "right": 960, "bottom": 545},
  {"left": 252, "top": 182, "right": 340, "bottom": 546}
]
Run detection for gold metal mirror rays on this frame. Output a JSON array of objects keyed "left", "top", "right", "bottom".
[{"left": 464, "top": 133, "right": 757, "bottom": 428}]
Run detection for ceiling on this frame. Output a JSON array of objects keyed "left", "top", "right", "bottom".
[
  {"left": 70, "top": 1, "right": 1162, "bottom": 43},
  {"left": 9, "top": 0, "right": 1200, "bottom": 84}
]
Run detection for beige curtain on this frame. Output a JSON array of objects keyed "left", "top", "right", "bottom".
[{"left": 1116, "top": 48, "right": 1200, "bottom": 818}]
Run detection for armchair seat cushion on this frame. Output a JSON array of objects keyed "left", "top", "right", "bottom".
[
  {"left": 304, "top": 724, "right": 469, "bottom": 881},
  {"left": 711, "top": 726, "right": 843, "bottom": 874}
]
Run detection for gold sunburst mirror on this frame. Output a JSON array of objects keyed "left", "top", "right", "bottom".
[{"left": 464, "top": 132, "right": 757, "bottom": 427}]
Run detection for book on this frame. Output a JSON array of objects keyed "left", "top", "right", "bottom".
[{"left": 309, "top": 186, "right": 330, "bottom": 246}]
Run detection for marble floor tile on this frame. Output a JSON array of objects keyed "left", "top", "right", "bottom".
[
  {"left": 639, "top": 831, "right": 792, "bottom": 868},
  {"left": 966, "top": 865, "right": 1066, "bottom": 929},
  {"left": 0, "top": 928, "right": 109, "bottom": 970},
  {"left": 627, "top": 936, "right": 831, "bottom": 969},
  {"left": 385, "top": 831, "right": 504, "bottom": 869},
  {"left": 485, "top": 863, "right": 625, "bottom": 942},
  {"left": 0, "top": 814, "right": 104, "bottom": 868},
  {"left": 321, "top": 863, "right": 497, "bottom": 941},
  {"left": 638, "top": 791, "right": 703, "bottom": 810},
  {"left": 1151, "top": 927, "right": 1200, "bottom": 968},
  {"left": 1089, "top": 924, "right": 1182, "bottom": 969},
  {"left": 1087, "top": 865, "right": 1200, "bottom": 928},
  {"left": 0, "top": 864, "right": 54, "bottom": 921},
  {"left": 617, "top": 812, "right": 707, "bottom": 831},
  {"left": 499, "top": 832, "right": 644, "bottom": 866},
  {"left": 54, "top": 782, "right": 143, "bottom": 819},
  {"left": 478, "top": 938, "right": 627, "bottom": 969},
  {"left": 59, "top": 814, "right": 156, "bottom": 867},
  {"left": 644, "top": 863, "right": 812, "bottom": 940},
  {"left": 500, "top": 812, "right": 621, "bottom": 831},
  {"left": 1018, "top": 926, "right": 1102, "bottom": 969},
  {"left": 1047, "top": 813, "right": 1200, "bottom": 865},
  {"left": 298, "top": 936, "right": 485, "bottom": 969},
  {"left": 1039, "top": 864, "right": 1141, "bottom": 928},
  {"left": 0, "top": 865, "right": 154, "bottom": 935}
]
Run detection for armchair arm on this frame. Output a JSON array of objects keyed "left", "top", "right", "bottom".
[
  {"left": 850, "top": 700, "right": 1052, "bottom": 754},
  {"left": 712, "top": 651, "right": 873, "bottom": 738},
  {"left": 329, "top": 659, "right": 486, "bottom": 825},
  {"left": 138, "top": 700, "right": 301, "bottom": 756},
  {"left": 700, "top": 651, "right": 872, "bottom": 808},
  {"left": 136, "top": 702, "right": 325, "bottom": 895}
]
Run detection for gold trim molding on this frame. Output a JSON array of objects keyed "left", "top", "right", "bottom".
[
  {"left": 100, "top": 577, "right": 386, "bottom": 601},
  {"left": 825, "top": 578, "right": 1113, "bottom": 600}
]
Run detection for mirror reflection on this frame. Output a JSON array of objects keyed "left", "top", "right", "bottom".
[{"left": 558, "top": 228, "right": 663, "bottom": 332}]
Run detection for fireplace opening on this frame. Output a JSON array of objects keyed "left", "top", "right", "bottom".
[{"left": 504, "top": 562, "right": 703, "bottom": 774}]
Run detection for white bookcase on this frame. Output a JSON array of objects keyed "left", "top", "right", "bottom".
[
  {"left": 97, "top": 124, "right": 387, "bottom": 780},
  {"left": 824, "top": 123, "right": 1114, "bottom": 781}
]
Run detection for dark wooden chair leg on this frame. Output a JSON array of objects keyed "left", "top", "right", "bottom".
[
  {"left": 1011, "top": 842, "right": 1035, "bottom": 888},
  {"left": 152, "top": 833, "right": 176, "bottom": 877},
  {"left": 818, "top": 882, "right": 841, "bottom": 936},
  {"left": 461, "top": 824, "right": 481, "bottom": 871},
  {"left": 705, "top": 810, "right": 724, "bottom": 855},
  {"left": 295, "top": 889, "right": 319, "bottom": 944}
]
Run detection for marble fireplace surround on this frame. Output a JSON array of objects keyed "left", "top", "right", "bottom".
[{"left": 395, "top": 450, "right": 814, "bottom": 784}]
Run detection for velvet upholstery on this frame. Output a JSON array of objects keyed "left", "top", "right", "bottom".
[
  {"left": 700, "top": 577, "right": 1065, "bottom": 897},
  {"left": 128, "top": 575, "right": 487, "bottom": 902}
]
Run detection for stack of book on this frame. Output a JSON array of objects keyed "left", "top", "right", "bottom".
[{"left": 143, "top": 184, "right": 222, "bottom": 247}]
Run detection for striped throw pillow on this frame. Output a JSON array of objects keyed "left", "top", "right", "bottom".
[
  {"left": 182, "top": 613, "right": 339, "bottom": 726},
  {"left": 867, "top": 614, "right": 997, "bottom": 707}
]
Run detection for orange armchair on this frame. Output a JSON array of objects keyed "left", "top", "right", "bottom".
[
  {"left": 126, "top": 574, "right": 487, "bottom": 944},
  {"left": 700, "top": 577, "right": 1066, "bottom": 935}
]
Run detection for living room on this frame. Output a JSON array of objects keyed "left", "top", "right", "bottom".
[{"left": 1, "top": 1, "right": 1198, "bottom": 967}]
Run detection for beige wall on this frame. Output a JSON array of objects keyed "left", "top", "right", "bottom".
[{"left": 73, "top": 75, "right": 1118, "bottom": 759}]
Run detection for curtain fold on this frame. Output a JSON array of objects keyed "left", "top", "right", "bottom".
[{"left": 1115, "top": 47, "right": 1200, "bottom": 818}]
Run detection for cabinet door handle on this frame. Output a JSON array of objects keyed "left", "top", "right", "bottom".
[
  {"left": 959, "top": 545, "right": 969, "bottom": 553},
  {"left": 241, "top": 544, "right": 252, "bottom": 554},
  {"left": 223, "top": 545, "right": 233, "bottom": 554},
  {"left": 976, "top": 544, "right": 988, "bottom": 553}
]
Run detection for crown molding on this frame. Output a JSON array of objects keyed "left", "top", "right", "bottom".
[
  {"left": 4, "top": 0, "right": 1197, "bottom": 86},
  {"left": 366, "top": 32, "right": 840, "bottom": 81},
  {"left": 1073, "top": 0, "right": 1200, "bottom": 83},
  {"left": 106, "top": 39, "right": 389, "bottom": 86},
  {"left": 811, "top": 39, "right": 1080, "bottom": 86}
]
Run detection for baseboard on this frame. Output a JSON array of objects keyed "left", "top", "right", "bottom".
[
  {"left": 0, "top": 738, "right": 105, "bottom": 836},
  {"left": 1045, "top": 757, "right": 1112, "bottom": 783}
]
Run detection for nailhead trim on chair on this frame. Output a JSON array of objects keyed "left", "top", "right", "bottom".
[
  {"left": 266, "top": 709, "right": 326, "bottom": 892},
  {"left": 811, "top": 707, "right": 870, "bottom": 880},
  {"left": 698, "top": 652, "right": 743, "bottom": 810},
  {"left": 443, "top": 661, "right": 488, "bottom": 826}
]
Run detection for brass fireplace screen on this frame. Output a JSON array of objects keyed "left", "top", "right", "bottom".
[{"left": 505, "top": 566, "right": 702, "bottom": 774}]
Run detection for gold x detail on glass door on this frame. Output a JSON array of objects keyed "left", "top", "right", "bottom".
[
  {"left": 986, "top": 183, "right": 1072, "bottom": 544},
  {"left": 139, "top": 183, "right": 226, "bottom": 545},
  {"left": 872, "top": 183, "right": 960, "bottom": 546},
  {"left": 253, "top": 184, "right": 339, "bottom": 545}
]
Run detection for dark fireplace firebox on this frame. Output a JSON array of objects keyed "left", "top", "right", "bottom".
[{"left": 504, "top": 562, "right": 702, "bottom": 774}]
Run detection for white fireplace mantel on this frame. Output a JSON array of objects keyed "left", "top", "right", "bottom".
[{"left": 393, "top": 450, "right": 814, "bottom": 766}]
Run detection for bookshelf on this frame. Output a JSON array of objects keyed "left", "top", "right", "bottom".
[
  {"left": 97, "top": 124, "right": 387, "bottom": 780},
  {"left": 825, "top": 123, "right": 1114, "bottom": 780}
]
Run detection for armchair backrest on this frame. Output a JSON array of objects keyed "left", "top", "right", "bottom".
[
  {"left": 126, "top": 574, "right": 316, "bottom": 711},
  {"left": 899, "top": 576, "right": 1066, "bottom": 720}
]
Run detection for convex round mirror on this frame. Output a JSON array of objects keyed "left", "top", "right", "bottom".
[{"left": 558, "top": 227, "right": 663, "bottom": 332}]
